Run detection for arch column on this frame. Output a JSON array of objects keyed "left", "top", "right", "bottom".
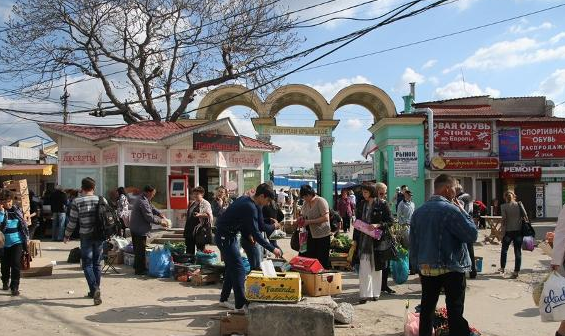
[
  {"left": 256, "top": 134, "right": 272, "bottom": 181},
  {"left": 318, "top": 136, "right": 334, "bottom": 205}
]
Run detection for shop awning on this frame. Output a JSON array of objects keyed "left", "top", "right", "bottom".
[{"left": 0, "top": 164, "right": 54, "bottom": 176}]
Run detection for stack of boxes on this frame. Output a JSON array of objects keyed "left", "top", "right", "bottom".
[{"left": 3, "top": 179, "right": 31, "bottom": 224}]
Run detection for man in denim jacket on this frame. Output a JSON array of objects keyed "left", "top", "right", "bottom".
[{"left": 410, "top": 174, "right": 478, "bottom": 336}]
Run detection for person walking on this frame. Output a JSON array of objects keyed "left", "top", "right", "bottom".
[
  {"left": 410, "top": 174, "right": 478, "bottom": 336},
  {"left": 499, "top": 190, "right": 525, "bottom": 279},
  {"left": 63, "top": 177, "right": 107, "bottom": 305},
  {"left": 337, "top": 189, "right": 355, "bottom": 233},
  {"left": 51, "top": 185, "right": 67, "bottom": 241},
  {"left": 351, "top": 183, "right": 393, "bottom": 303},
  {"left": 216, "top": 183, "right": 282, "bottom": 311},
  {"left": 551, "top": 204, "right": 565, "bottom": 336},
  {"left": 298, "top": 184, "right": 332, "bottom": 269},
  {"left": 129, "top": 185, "right": 169, "bottom": 275},
  {"left": 0, "top": 189, "right": 29, "bottom": 296},
  {"left": 116, "top": 187, "right": 130, "bottom": 237},
  {"left": 184, "top": 186, "right": 213, "bottom": 255},
  {"left": 456, "top": 184, "right": 477, "bottom": 279}
]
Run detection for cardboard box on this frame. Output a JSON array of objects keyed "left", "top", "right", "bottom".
[
  {"left": 220, "top": 312, "right": 248, "bottom": 336},
  {"left": 289, "top": 256, "right": 324, "bottom": 274},
  {"left": 245, "top": 271, "right": 301, "bottom": 303},
  {"left": 21, "top": 257, "right": 53, "bottom": 277},
  {"left": 353, "top": 219, "right": 383, "bottom": 239},
  {"left": 191, "top": 272, "right": 220, "bottom": 286},
  {"left": 107, "top": 250, "right": 124, "bottom": 265},
  {"left": 300, "top": 272, "right": 342, "bottom": 297}
]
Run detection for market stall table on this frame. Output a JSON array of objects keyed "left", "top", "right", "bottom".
[{"left": 481, "top": 216, "right": 503, "bottom": 244}]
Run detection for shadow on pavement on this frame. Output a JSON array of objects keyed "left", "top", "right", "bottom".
[
  {"left": 0, "top": 294, "right": 94, "bottom": 308},
  {"left": 514, "top": 307, "right": 540, "bottom": 318}
]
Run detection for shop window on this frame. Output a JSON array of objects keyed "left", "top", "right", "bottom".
[
  {"left": 61, "top": 168, "right": 101, "bottom": 190},
  {"left": 125, "top": 165, "right": 167, "bottom": 209},
  {"left": 223, "top": 170, "right": 239, "bottom": 196},
  {"left": 243, "top": 169, "right": 261, "bottom": 193},
  {"left": 103, "top": 166, "right": 118, "bottom": 199}
]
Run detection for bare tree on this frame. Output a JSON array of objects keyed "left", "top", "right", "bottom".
[{"left": 0, "top": 0, "right": 300, "bottom": 123}]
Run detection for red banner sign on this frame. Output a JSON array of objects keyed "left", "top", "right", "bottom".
[
  {"left": 193, "top": 133, "right": 240, "bottom": 152},
  {"left": 520, "top": 126, "right": 565, "bottom": 159},
  {"left": 431, "top": 156, "right": 499, "bottom": 170},
  {"left": 500, "top": 166, "right": 542, "bottom": 179},
  {"left": 425, "top": 121, "right": 492, "bottom": 151}
]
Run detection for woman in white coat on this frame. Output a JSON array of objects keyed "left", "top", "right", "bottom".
[{"left": 551, "top": 205, "right": 565, "bottom": 336}]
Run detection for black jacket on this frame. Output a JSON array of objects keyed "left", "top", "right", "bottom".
[{"left": 51, "top": 190, "right": 68, "bottom": 213}]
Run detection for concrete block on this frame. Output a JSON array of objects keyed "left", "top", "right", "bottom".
[
  {"left": 334, "top": 302, "right": 354, "bottom": 325},
  {"left": 248, "top": 303, "right": 334, "bottom": 336},
  {"left": 301, "top": 296, "right": 338, "bottom": 309}
]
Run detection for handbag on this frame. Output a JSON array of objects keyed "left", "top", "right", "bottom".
[
  {"left": 518, "top": 201, "right": 535, "bottom": 237},
  {"left": 21, "top": 251, "right": 32, "bottom": 270},
  {"left": 290, "top": 229, "right": 300, "bottom": 251}
]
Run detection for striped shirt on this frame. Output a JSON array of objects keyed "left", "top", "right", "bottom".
[{"left": 65, "top": 194, "right": 100, "bottom": 238}]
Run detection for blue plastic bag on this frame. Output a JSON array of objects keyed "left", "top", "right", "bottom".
[
  {"left": 148, "top": 247, "right": 172, "bottom": 278},
  {"left": 390, "top": 251, "right": 409, "bottom": 285},
  {"left": 242, "top": 257, "right": 251, "bottom": 275}
]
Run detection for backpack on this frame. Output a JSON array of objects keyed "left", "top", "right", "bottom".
[
  {"left": 67, "top": 247, "right": 81, "bottom": 263},
  {"left": 94, "top": 196, "right": 120, "bottom": 240}
]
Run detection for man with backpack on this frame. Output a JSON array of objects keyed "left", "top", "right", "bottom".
[{"left": 64, "top": 177, "right": 116, "bottom": 305}]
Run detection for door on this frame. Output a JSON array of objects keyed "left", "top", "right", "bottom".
[
  {"left": 545, "top": 183, "right": 562, "bottom": 217},
  {"left": 514, "top": 181, "right": 535, "bottom": 219}
]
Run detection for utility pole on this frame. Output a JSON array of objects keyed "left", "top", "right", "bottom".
[{"left": 61, "top": 75, "right": 70, "bottom": 124}]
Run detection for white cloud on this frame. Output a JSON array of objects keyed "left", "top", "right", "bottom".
[
  {"left": 345, "top": 118, "right": 363, "bottom": 130},
  {"left": 443, "top": 37, "right": 565, "bottom": 73},
  {"left": 509, "top": 21, "right": 553, "bottom": 34},
  {"left": 217, "top": 109, "right": 257, "bottom": 137},
  {"left": 422, "top": 59, "right": 437, "bottom": 69},
  {"left": 434, "top": 78, "right": 500, "bottom": 100},
  {"left": 394, "top": 67, "right": 425, "bottom": 93},
  {"left": 309, "top": 75, "right": 371, "bottom": 101},
  {"left": 428, "top": 76, "right": 440, "bottom": 86},
  {"left": 550, "top": 32, "right": 565, "bottom": 44},
  {"left": 453, "top": 0, "right": 480, "bottom": 11},
  {"left": 533, "top": 69, "right": 565, "bottom": 98},
  {"left": 271, "top": 137, "right": 319, "bottom": 170},
  {"left": 554, "top": 104, "right": 565, "bottom": 118}
]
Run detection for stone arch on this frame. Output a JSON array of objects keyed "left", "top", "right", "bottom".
[
  {"left": 329, "top": 84, "right": 396, "bottom": 123},
  {"left": 196, "top": 84, "right": 265, "bottom": 120},
  {"left": 265, "top": 84, "right": 329, "bottom": 120}
]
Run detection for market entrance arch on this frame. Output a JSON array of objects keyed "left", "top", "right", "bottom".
[{"left": 193, "top": 83, "right": 397, "bottom": 203}]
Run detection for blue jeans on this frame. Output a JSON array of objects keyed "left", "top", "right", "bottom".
[
  {"left": 216, "top": 234, "right": 247, "bottom": 309},
  {"left": 240, "top": 237, "right": 262, "bottom": 271},
  {"left": 52, "top": 213, "right": 66, "bottom": 241},
  {"left": 500, "top": 231, "right": 523, "bottom": 272},
  {"left": 80, "top": 237, "right": 103, "bottom": 295}
]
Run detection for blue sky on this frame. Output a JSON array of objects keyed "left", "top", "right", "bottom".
[{"left": 1, "top": 0, "right": 564, "bottom": 173}]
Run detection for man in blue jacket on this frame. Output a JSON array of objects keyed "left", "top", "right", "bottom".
[
  {"left": 410, "top": 174, "right": 478, "bottom": 336},
  {"left": 216, "top": 183, "right": 282, "bottom": 311}
]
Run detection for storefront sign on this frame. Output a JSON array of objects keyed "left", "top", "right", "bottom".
[
  {"left": 500, "top": 166, "right": 542, "bottom": 179},
  {"left": 170, "top": 149, "right": 216, "bottom": 165},
  {"left": 425, "top": 121, "right": 491, "bottom": 151},
  {"left": 193, "top": 133, "right": 240, "bottom": 152},
  {"left": 102, "top": 147, "right": 118, "bottom": 165},
  {"left": 393, "top": 145, "right": 418, "bottom": 178},
  {"left": 262, "top": 126, "right": 332, "bottom": 136},
  {"left": 125, "top": 147, "right": 166, "bottom": 164},
  {"left": 431, "top": 156, "right": 499, "bottom": 170},
  {"left": 521, "top": 126, "right": 565, "bottom": 159},
  {"left": 60, "top": 150, "right": 100, "bottom": 166},
  {"left": 225, "top": 152, "right": 262, "bottom": 168},
  {"left": 498, "top": 129, "right": 520, "bottom": 161}
]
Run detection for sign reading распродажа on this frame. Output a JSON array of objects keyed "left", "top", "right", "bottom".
[
  {"left": 193, "top": 133, "right": 240, "bottom": 152},
  {"left": 521, "top": 126, "right": 565, "bottom": 159}
]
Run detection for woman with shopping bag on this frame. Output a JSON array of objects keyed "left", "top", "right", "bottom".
[{"left": 549, "top": 205, "right": 565, "bottom": 335}]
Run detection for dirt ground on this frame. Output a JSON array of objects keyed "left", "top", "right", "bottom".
[{"left": 0, "top": 225, "right": 561, "bottom": 336}]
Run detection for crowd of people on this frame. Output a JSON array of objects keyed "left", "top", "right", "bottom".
[{"left": 0, "top": 172, "right": 549, "bottom": 336}]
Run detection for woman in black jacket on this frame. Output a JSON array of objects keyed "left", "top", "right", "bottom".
[{"left": 352, "top": 183, "right": 393, "bottom": 304}]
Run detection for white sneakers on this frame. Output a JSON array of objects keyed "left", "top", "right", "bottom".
[{"left": 219, "top": 301, "right": 235, "bottom": 310}]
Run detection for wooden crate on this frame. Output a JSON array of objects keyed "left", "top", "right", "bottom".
[
  {"left": 3, "top": 179, "right": 29, "bottom": 196},
  {"left": 330, "top": 255, "right": 351, "bottom": 271}
]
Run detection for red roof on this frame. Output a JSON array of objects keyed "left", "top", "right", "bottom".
[
  {"left": 240, "top": 136, "right": 280, "bottom": 151},
  {"left": 40, "top": 120, "right": 278, "bottom": 151},
  {"left": 423, "top": 105, "right": 502, "bottom": 117}
]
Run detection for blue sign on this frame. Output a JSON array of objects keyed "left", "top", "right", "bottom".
[{"left": 499, "top": 129, "right": 520, "bottom": 161}]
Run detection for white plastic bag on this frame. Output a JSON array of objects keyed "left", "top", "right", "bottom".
[
  {"left": 260, "top": 259, "right": 277, "bottom": 277},
  {"left": 269, "top": 229, "right": 286, "bottom": 240},
  {"left": 539, "top": 271, "right": 565, "bottom": 322}
]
